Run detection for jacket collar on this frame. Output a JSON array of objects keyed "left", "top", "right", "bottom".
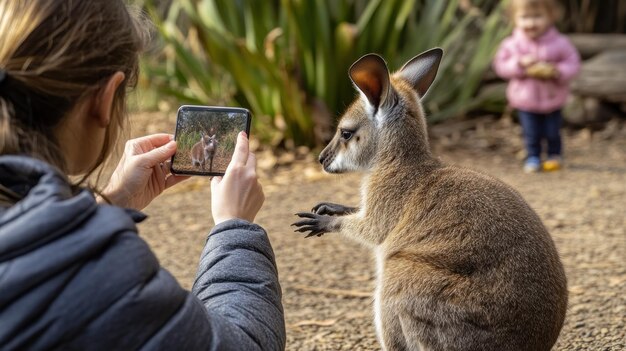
[
  {"left": 0, "top": 155, "right": 72, "bottom": 204},
  {"left": 0, "top": 155, "right": 146, "bottom": 224}
]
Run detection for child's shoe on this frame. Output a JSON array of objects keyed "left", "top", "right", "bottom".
[
  {"left": 524, "top": 156, "right": 541, "bottom": 173},
  {"left": 542, "top": 156, "right": 562, "bottom": 172}
]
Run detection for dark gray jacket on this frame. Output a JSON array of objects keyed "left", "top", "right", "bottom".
[{"left": 0, "top": 156, "right": 285, "bottom": 350}]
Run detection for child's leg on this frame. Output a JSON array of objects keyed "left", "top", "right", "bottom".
[
  {"left": 542, "top": 110, "right": 563, "bottom": 171},
  {"left": 517, "top": 110, "right": 542, "bottom": 159},
  {"left": 545, "top": 110, "right": 563, "bottom": 157}
]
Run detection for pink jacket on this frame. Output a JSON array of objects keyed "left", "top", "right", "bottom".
[{"left": 493, "top": 27, "right": 581, "bottom": 114}]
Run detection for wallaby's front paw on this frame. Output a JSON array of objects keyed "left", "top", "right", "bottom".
[
  {"left": 312, "top": 202, "right": 358, "bottom": 216},
  {"left": 292, "top": 212, "right": 338, "bottom": 238}
]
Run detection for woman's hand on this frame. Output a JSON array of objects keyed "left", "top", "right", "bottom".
[
  {"left": 210, "top": 132, "right": 264, "bottom": 225},
  {"left": 101, "top": 134, "right": 189, "bottom": 210}
]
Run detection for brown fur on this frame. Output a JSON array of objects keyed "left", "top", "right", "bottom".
[
  {"left": 191, "top": 134, "right": 217, "bottom": 171},
  {"left": 293, "top": 49, "right": 567, "bottom": 351}
]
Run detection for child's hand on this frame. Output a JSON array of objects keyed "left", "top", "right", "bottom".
[
  {"left": 519, "top": 55, "right": 537, "bottom": 68},
  {"left": 526, "top": 62, "right": 559, "bottom": 80}
]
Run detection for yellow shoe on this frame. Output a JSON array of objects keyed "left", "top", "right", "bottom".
[{"left": 542, "top": 158, "right": 562, "bottom": 172}]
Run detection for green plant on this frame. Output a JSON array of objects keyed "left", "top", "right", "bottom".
[{"left": 144, "top": 0, "right": 510, "bottom": 148}]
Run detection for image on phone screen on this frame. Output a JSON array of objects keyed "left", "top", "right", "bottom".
[{"left": 171, "top": 105, "right": 251, "bottom": 176}]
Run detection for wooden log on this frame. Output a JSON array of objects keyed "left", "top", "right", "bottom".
[
  {"left": 567, "top": 34, "right": 626, "bottom": 59},
  {"left": 571, "top": 49, "right": 626, "bottom": 103},
  {"left": 563, "top": 96, "right": 617, "bottom": 128}
]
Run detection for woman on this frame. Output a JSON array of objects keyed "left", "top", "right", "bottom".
[{"left": 0, "top": 0, "right": 285, "bottom": 350}]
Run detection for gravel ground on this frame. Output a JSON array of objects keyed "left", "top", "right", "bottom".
[{"left": 129, "top": 112, "right": 625, "bottom": 350}]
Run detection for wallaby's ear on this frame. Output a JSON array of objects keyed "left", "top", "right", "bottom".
[
  {"left": 397, "top": 48, "right": 443, "bottom": 98},
  {"left": 349, "top": 54, "right": 390, "bottom": 111},
  {"left": 211, "top": 134, "right": 216, "bottom": 139}
]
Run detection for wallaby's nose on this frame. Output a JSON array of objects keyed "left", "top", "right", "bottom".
[{"left": 318, "top": 146, "right": 332, "bottom": 167}]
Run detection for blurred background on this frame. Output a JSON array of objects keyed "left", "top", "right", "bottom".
[{"left": 132, "top": 0, "right": 626, "bottom": 151}]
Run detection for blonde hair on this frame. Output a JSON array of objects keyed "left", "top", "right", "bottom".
[
  {"left": 507, "top": 0, "right": 564, "bottom": 22},
  {"left": 0, "top": 0, "right": 149, "bottom": 179}
]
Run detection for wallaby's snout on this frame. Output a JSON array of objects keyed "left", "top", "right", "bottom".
[
  {"left": 317, "top": 127, "right": 365, "bottom": 174},
  {"left": 318, "top": 149, "right": 326, "bottom": 166},
  {"left": 318, "top": 143, "right": 336, "bottom": 171}
]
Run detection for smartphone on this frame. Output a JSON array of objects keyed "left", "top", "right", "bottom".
[{"left": 171, "top": 105, "right": 252, "bottom": 176}]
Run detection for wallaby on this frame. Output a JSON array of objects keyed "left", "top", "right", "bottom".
[
  {"left": 293, "top": 48, "right": 567, "bottom": 351},
  {"left": 191, "top": 133, "right": 217, "bottom": 172}
]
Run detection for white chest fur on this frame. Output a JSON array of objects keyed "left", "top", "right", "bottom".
[{"left": 374, "top": 245, "right": 386, "bottom": 348}]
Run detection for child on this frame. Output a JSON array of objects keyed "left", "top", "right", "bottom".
[{"left": 493, "top": 0, "right": 581, "bottom": 173}]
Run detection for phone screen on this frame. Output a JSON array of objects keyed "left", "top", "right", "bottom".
[{"left": 171, "top": 105, "right": 251, "bottom": 176}]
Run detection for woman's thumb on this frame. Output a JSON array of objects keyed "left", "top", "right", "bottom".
[
  {"left": 142, "top": 141, "right": 177, "bottom": 166},
  {"left": 211, "top": 176, "right": 223, "bottom": 193}
]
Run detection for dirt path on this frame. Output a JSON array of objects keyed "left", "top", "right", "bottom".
[{"left": 131, "top": 112, "right": 625, "bottom": 350}]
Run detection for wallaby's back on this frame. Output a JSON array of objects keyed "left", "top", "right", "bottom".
[
  {"left": 375, "top": 164, "right": 567, "bottom": 350},
  {"left": 191, "top": 139, "right": 203, "bottom": 162}
]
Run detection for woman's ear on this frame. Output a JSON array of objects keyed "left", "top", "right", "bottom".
[{"left": 91, "top": 71, "right": 125, "bottom": 128}]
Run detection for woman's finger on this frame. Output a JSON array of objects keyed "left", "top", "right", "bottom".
[
  {"left": 139, "top": 140, "right": 177, "bottom": 167},
  {"left": 246, "top": 152, "right": 257, "bottom": 171},
  {"left": 165, "top": 173, "right": 190, "bottom": 189},
  {"left": 125, "top": 134, "right": 173, "bottom": 155},
  {"left": 132, "top": 133, "right": 174, "bottom": 148},
  {"left": 163, "top": 160, "right": 172, "bottom": 175},
  {"left": 161, "top": 160, "right": 191, "bottom": 189},
  {"left": 226, "top": 132, "right": 249, "bottom": 172},
  {"left": 210, "top": 176, "right": 223, "bottom": 193},
  {"left": 154, "top": 162, "right": 166, "bottom": 184}
]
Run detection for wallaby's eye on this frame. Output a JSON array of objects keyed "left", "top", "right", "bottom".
[{"left": 340, "top": 129, "right": 354, "bottom": 141}]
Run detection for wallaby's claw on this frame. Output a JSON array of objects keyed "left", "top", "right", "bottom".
[
  {"left": 292, "top": 212, "right": 335, "bottom": 238},
  {"left": 312, "top": 202, "right": 358, "bottom": 216},
  {"left": 295, "top": 212, "right": 316, "bottom": 218},
  {"left": 291, "top": 219, "right": 318, "bottom": 227},
  {"left": 295, "top": 227, "right": 325, "bottom": 238},
  {"left": 305, "top": 231, "right": 325, "bottom": 238}
]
